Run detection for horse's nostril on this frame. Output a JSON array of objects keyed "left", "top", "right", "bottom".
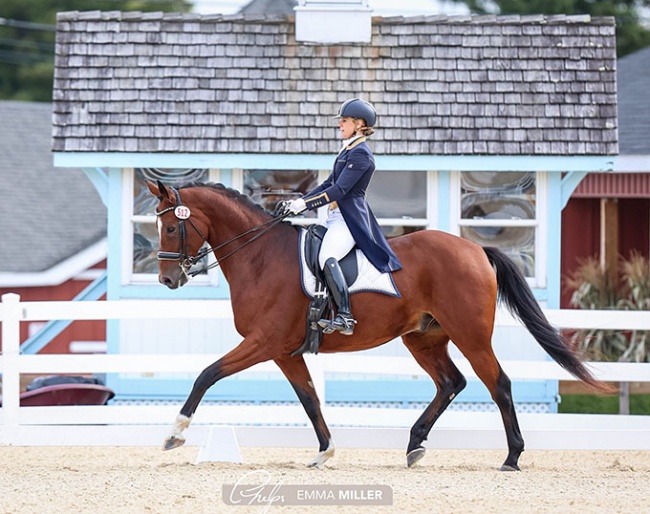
[{"left": 160, "top": 276, "right": 173, "bottom": 287}]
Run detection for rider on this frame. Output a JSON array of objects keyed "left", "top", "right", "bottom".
[{"left": 287, "top": 98, "right": 403, "bottom": 336}]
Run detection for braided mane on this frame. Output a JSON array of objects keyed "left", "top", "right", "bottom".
[{"left": 178, "top": 181, "right": 270, "bottom": 215}]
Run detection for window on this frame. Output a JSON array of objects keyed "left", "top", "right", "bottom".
[
  {"left": 453, "top": 171, "right": 546, "bottom": 285},
  {"left": 367, "top": 170, "right": 429, "bottom": 238},
  {"left": 123, "top": 168, "right": 219, "bottom": 285},
  {"left": 237, "top": 169, "right": 433, "bottom": 236},
  {"left": 243, "top": 169, "right": 319, "bottom": 222}
]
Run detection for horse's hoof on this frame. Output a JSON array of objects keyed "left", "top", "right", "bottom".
[
  {"left": 307, "top": 444, "right": 335, "bottom": 469},
  {"left": 406, "top": 447, "right": 426, "bottom": 468},
  {"left": 499, "top": 463, "right": 520, "bottom": 472},
  {"left": 163, "top": 436, "right": 186, "bottom": 451}
]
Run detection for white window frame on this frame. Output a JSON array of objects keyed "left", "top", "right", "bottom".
[
  {"left": 449, "top": 171, "right": 547, "bottom": 288},
  {"left": 120, "top": 168, "right": 221, "bottom": 286}
]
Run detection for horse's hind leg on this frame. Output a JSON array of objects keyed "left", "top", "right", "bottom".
[
  {"left": 402, "top": 331, "right": 467, "bottom": 468},
  {"left": 461, "top": 346, "right": 524, "bottom": 471},
  {"left": 274, "top": 355, "right": 334, "bottom": 468}
]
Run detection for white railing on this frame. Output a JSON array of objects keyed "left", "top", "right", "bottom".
[{"left": 1, "top": 292, "right": 650, "bottom": 452}]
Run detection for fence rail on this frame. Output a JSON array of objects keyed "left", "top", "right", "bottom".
[{"left": 2, "top": 292, "right": 650, "bottom": 452}]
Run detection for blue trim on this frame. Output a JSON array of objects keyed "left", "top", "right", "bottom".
[
  {"left": 106, "top": 168, "right": 123, "bottom": 301},
  {"left": 546, "top": 173, "right": 563, "bottom": 308},
  {"left": 21, "top": 273, "right": 108, "bottom": 354},
  {"left": 437, "top": 170, "right": 451, "bottom": 231},
  {"left": 111, "top": 377, "right": 557, "bottom": 406},
  {"left": 560, "top": 171, "right": 588, "bottom": 209},
  {"left": 220, "top": 168, "right": 233, "bottom": 186},
  {"left": 81, "top": 168, "right": 109, "bottom": 206},
  {"left": 55, "top": 153, "right": 616, "bottom": 173}
]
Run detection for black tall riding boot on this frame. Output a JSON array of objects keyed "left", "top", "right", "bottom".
[{"left": 318, "top": 257, "right": 356, "bottom": 336}]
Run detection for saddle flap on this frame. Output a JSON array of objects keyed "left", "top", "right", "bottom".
[
  {"left": 305, "top": 225, "right": 327, "bottom": 283},
  {"left": 304, "top": 225, "right": 358, "bottom": 287}
]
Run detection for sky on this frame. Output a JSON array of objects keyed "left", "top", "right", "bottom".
[{"left": 192, "top": 0, "right": 470, "bottom": 17}]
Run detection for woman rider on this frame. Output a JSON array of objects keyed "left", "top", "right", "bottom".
[{"left": 287, "top": 98, "right": 402, "bottom": 336}]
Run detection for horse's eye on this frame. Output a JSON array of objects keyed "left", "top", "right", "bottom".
[{"left": 166, "top": 225, "right": 176, "bottom": 234}]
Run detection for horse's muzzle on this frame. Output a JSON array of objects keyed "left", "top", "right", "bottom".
[{"left": 159, "top": 272, "right": 188, "bottom": 289}]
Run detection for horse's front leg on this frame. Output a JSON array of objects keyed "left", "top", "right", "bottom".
[
  {"left": 164, "top": 340, "right": 267, "bottom": 451},
  {"left": 274, "top": 355, "right": 335, "bottom": 468}
]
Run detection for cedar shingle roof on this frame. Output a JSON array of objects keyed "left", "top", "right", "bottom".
[{"left": 52, "top": 12, "right": 618, "bottom": 156}]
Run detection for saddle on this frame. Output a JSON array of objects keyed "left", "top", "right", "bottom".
[{"left": 292, "top": 225, "right": 400, "bottom": 356}]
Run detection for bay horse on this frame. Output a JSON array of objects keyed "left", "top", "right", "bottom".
[{"left": 148, "top": 180, "right": 610, "bottom": 471}]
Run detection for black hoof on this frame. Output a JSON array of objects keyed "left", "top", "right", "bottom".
[
  {"left": 163, "top": 436, "right": 186, "bottom": 451},
  {"left": 499, "top": 463, "right": 521, "bottom": 472},
  {"left": 406, "top": 447, "right": 426, "bottom": 468}
]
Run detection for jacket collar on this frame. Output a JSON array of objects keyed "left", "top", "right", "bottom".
[
  {"left": 346, "top": 136, "right": 367, "bottom": 149},
  {"left": 338, "top": 135, "right": 367, "bottom": 154}
]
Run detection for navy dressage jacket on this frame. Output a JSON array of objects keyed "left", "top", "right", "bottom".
[{"left": 302, "top": 137, "right": 403, "bottom": 274}]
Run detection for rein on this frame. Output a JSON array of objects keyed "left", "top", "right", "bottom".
[{"left": 155, "top": 186, "right": 291, "bottom": 278}]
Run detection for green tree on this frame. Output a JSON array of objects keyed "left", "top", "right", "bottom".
[
  {"left": 0, "top": 0, "right": 192, "bottom": 101},
  {"left": 454, "top": 0, "right": 650, "bottom": 56}
]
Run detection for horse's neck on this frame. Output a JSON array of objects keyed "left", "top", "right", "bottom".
[{"left": 205, "top": 198, "right": 276, "bottom": 280}]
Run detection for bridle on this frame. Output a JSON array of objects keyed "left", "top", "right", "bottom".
[{"left": 155, "top": 186, "right": 290, "bottom": 279}]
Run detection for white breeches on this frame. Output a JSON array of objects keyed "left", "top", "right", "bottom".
[{"left": 319, "top": 210, "right": 356, "bottom": 269}]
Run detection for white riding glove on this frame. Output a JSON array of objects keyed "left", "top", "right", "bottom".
[{"left": 288, "top": 198, "right": 307, "bottom": 214}]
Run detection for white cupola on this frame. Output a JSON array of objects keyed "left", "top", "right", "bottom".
[{"left": 294, "top": 0, "right": 373, "bottom": 43}]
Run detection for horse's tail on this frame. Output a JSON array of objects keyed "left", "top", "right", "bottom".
[{"left": 483, "top": 246, "right": 614, "bottom": 394}]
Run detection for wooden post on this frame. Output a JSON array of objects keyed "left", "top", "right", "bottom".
[
  {"left": 600, "top": 198, "right": 619, "bottom": 285},
  {"left": 600, "top": 199, "right": 630, "bottom": 415}
]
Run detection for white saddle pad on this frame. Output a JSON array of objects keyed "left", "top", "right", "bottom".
[{"left": 298, "top": 227, "right": 400, "bottom": 299}]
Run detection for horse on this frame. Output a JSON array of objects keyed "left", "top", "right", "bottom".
[{"left": 147, "top": 180, "right": 611, "bottom": 471}]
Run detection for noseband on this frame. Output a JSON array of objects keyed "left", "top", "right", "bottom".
[{"left": 155, "top": 185, "right": 290, "bottom": 278}]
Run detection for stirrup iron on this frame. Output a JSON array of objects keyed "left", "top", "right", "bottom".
[{"left": 318, "top": 314, "right": 356, "bottom": 336}]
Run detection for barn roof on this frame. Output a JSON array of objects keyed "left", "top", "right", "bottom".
[
  {"left": 617, "top": 45, "right": 650, "bottom": 156},
  {"left": 52, "top": 12, "right": 617, "bottom": 156},
  {"left": 0, "top": 101, "right": 106, "bottom": 276}
]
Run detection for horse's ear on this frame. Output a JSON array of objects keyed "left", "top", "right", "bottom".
[
  {"left": 157, "top": 180, "right": 173, "bottom": 202},
  {"left": 147, "top": 180, "right": 173, "bottom": 202},
  {"left": 146, "top": 181, "right": 160, "bottom": 198}
]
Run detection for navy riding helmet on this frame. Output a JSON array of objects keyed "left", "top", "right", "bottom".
[{"left": 335, "top": 98, "right": 377, "bottom": 127}]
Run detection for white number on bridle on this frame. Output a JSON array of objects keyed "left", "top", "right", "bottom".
[{"left": 174, "top": 206, "right": 191, "bottom": 220}]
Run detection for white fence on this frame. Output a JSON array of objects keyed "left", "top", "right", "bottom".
[{"left": 1, "top": 292, "right": 650, "bottom": 453}]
